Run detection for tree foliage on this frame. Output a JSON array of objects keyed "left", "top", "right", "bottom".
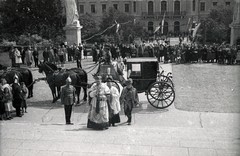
[
  {"left": 202, "top": 5, "right": 233, "bottom": 43},
  {"left": 99, "top": 7, "right": 146, "bottom": 44},
  {"left": 0, "top": 0, "right": 65, "bottom": 43},
  {"left": 79, "top": 13, "right": 98, "bottom": 40}
]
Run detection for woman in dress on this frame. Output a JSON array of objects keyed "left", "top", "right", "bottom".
[{"left": 3, "top": 87, "right": 13, "bottom": 120}]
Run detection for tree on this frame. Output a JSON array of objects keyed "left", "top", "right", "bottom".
[
  {"left": 0, "top": 0, "right": 65, "bottom": 43},
  {"left": 99, "top": 7, "right": 146, "bottom": 44},
  {"left": 200, "top": 5, "right": 233, "bottom": 43},
  {"left": 79, "top": 13, "right": 98, "bottom": 41}
]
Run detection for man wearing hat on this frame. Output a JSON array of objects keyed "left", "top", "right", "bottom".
[
  {"left": 12, "top": 74, "right": 23, "bottom": 117},
  {"left": 61, "top": 76, "right": 76, "bottom": 125},
  {"left": 103, "top": 44, "right": 112, "bottom": 65},
  {"left": 120, "top": 78, "right": 137, "bottom": 125}
]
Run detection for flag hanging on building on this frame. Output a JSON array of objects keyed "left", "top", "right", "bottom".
[
  {"left": 115, "top": 20, "right": 120, "bottom": 33},
  {"left": 161, "top": 12, "right": 166, "bottom": 34},
  {"left": 133, "top": 19, "right": 136, "bottom": 24},
  {"left": 192, "top": 23, "right": 201, "bottom": 38},
  {"left": 186, "top": 17, "right": 191, "bottom": 32},
  {"left": 154, "top": 26, "right": 161, "bottom": 33}
]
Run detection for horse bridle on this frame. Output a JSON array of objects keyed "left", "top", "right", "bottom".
[{"left": 43, "top": 62, "right": 55, "bottom": 73}]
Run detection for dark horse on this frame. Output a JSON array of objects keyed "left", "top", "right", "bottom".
[
  {"left": 0, "top": 64, "right": 34, "bottom": 98},
  {"left": 38, "top": 62, "right": 87, "bottom": 103},
  {"left": 42, "top": 62, "right": 88, "bottom": 101}
]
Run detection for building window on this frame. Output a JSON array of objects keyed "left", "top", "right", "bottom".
[
  {"left": 161, "top": 1, "right": 167, "bottom": 13},
  {"left": 125, "top": 4, "right": 129, "bottom": 12},
  {"left": 174, "top": 0, "right": 180, "bottom": 15},
  {"left": 192, "top": 0, "right": 195, "bottom": 11},
  {"left": 148, "top": 21, "right": 154, "bottom": 33},
  {"left": 200, "top": 2, "right": 205, "bottom": 11},
  {"left": 213, "top": 2, "right": 217, "bottom": 6},
  {"left": 226, "top": 2, "right": 230, "bottom": 6},
  {"left": 79, "top": 5, "right": 84, "bottom": 14},
  {"left": 148, "top": 1, "right": 154, "bottom": 15},
  {"left": 113, "top": 4, "right": 118, "bottom": 10},
  {"left": 174, "top": 21, "right": 180, "bottom": 33},
  {"left": 91, "top": 4, "right": 96, "bottom": 13},
  {"left": 102, "top": 4, "right": 106, "bottom": 12},
  {"left": 133, "top": 1, "right": 136, "bottom": 12}
]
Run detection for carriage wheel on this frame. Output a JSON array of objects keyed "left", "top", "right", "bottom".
[
  {"left": 146, "top": 81, "right": 175, "bottom": 109},
  {"left": 157, "top": 75, "right": 174, "bottom": 88}
]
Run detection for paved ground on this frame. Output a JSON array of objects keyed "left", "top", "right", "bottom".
[
  {"left": 173, "top": 63, "right": 240, "bottom": 113},
  {"left": 0, "top": 58, "right": 240, "bottom": 156}
]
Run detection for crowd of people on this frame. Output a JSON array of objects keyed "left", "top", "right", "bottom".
[
  {"left": 8, "top": 42, "right": 88, "bottom": 69},
  {"left": 7, "top": 39, "right": 240, "bottom": 71},
  {"left": 91, "top": 41, "right": 240, "bottom": 65},
  {"left": 0, "top": 76, "right": 28, "bottom": 120}
]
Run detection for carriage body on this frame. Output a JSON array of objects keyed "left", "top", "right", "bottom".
[
  {"left": 126, "top": 57, "right": 175, "bottom": 109},
  {"left": 126, "top": 57, "right": 158, "bottom": 93},
  {"left": 95, "top": 58, "right": 175, "bottom": 109}
]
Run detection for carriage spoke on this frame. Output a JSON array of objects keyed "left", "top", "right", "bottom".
[{"left": 147, "top": 81, "right": 175, "bottom": 109}]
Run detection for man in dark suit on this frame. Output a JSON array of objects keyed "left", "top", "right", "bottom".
[{"left": 61, "top": 76, "right": 76, "bottom": 125}]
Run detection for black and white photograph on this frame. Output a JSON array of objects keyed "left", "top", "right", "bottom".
[{"left": 0, "top": 0, "right": 240, "bottom": 155}]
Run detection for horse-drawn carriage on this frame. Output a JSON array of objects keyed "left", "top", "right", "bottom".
[{"left": 94, "top": 57, "right": 175, "bottom": 109}]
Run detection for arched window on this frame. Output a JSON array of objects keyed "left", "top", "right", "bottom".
[
  {"left": 174, "top": 21, "right": 180, "bottom": 33},
  {"left": 148, "top": 1, "right": 154, "bottom": 15},
  {"left": 174, "top": 1, "right": 180, "bottom": 15},
  {"left": 133, "top": 1, "right": 136, "bottom": 12},
  {"left": 148, "top": 21, "right": 154, "bottom": 34},
  {"left": 161, "top": 1, "right": 167, "bottom": 14}
]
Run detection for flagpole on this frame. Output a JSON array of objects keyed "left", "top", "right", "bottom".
[{"left": 161, "top": 11, "right": 166, "bottom": 35}]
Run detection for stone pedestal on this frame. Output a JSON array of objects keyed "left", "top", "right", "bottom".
[
  {"left": 64, "top": 23, "right": 82, "bottom": 46},
  {"left": 230, "top": 0, "right": 240, "bottom": 45}
]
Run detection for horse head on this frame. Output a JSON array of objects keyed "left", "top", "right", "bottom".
[{"left": 38, "top": 62, "right": 56, "bottom": 75}]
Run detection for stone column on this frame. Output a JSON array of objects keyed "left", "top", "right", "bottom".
[
  {"left": 64, "top": 23, "right": 82, "bottom": 46},
  {"left": 230, "top": 0, "right": 240, "bottom": 45}
]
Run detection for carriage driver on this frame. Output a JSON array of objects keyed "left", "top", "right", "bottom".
[{"left": 61, "top": 76, "right": 76, "bottom": 125}]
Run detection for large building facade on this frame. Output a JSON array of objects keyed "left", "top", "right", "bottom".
[{"left": 76, "top": 0, "right": 235, "bottom": 35}]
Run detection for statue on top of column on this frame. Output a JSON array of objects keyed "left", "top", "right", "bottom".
[
  {"left": 233, "top": 0, "right": 240, "bottom": 25},
  {"left": 64, "top": 0, "right": 80, "bottom": 27}
]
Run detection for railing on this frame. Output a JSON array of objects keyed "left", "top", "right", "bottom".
[{"left": 142, "top": 11, "right": 186, "bottom": 19}]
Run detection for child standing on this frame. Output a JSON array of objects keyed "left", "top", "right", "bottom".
[
  {"left": 120, "top": 78, "right": 138, "bottom": 125},
  {"left": 3, "top": 87, "right": 13, "bottom": 120},
  {"left": 20, "top": 82, "right": 28, "bottom": 114}
]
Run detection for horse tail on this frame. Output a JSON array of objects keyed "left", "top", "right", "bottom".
[{"left": 83, "top": 69, "right": 88, "bottom": 85}]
